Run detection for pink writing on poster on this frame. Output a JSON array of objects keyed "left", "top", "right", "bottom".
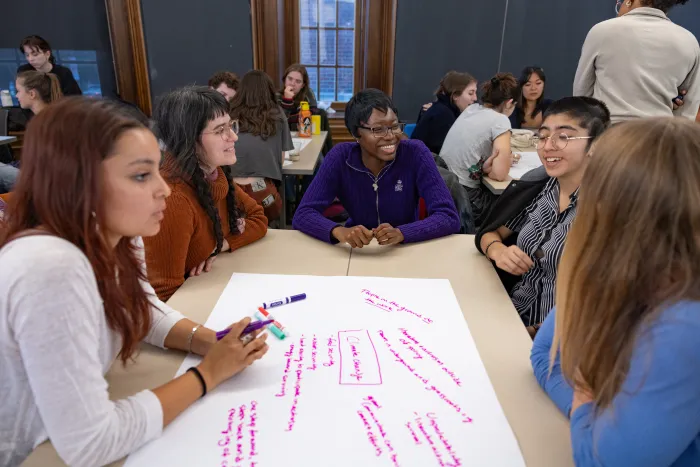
[
  {"left": 323, "top": 335, "right": 337, "bottom": 367},
  {"left": 410, "top": 412, "right": 462, "bottom": 467},
  {"left": 361, "top": 290, "right": 433, "bottom": 324},
  {"left": 338, "top": 330, "right": 383, "bottom": 385},
  {"left": 398, "top": 328, "right": 462, "bottom": 387},
  {"left": 356, "top": 396, "right": 401, "bottom": 467},
  {"left": 286, "top": 336, "right": 306, "bottom": 432},
  {"left": 217, "top": 401, "right": 259, "bottom": 467},
  {"left": 275, "top": 343, "right": 295, "bottom": 397}
]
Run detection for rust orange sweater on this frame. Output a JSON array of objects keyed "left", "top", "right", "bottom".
[{"left": 144, "top": 167, "right": 267, "bottom": 301}]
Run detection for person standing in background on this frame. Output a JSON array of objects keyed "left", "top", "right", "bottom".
[
  {"left": 411, "top": 71, "right": 478, "bottom": 154},
  {"left": 511, "top": 67, "right": 553, "bottom": 130},
  {"left": 208, "top": 71, "right": 239, "bottom": 104},
  {"left": 17, "top": 35, "right": 82, "bottom": 97},
  {"left": 278, "top": 64, "right": 318, "bottom": 130},
  {"left": 573, "top": 0, "right": 699, "bottom": 123}
]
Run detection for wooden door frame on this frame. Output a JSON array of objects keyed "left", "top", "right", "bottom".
[{"left": 105, "top": 0, "right": 152, "bottom": 115}]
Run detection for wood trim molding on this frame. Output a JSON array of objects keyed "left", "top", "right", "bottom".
[
  {"left": 252, "top": 0, "right": 285, "bottom": 84},
  {"left": 105, "top": 0, "right": 152, "bottom": 115},
  {"left": 364, "top": 0, "right": 397, "bottom": 95}
]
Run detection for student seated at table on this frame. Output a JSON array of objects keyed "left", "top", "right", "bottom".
[
  {"left": 278, "top": 64, "right": 318, "bottom": 130},
  {"left": 531, "top": 117, "right": 700, "bottom": 467},
  {"left": 439, "top": 73, "right": 520, "bottom": 225},
  {"left": 208, "top": 70, "right": 240, "bottom": 104},
  {"left": 145, "top": 87, "right": 268, "bottom": 301},
  {"left": 17, "top": 35, "right": 81, "bottom": 97},
  {"left": 0, "top": 97, "right": 269, "bottom": 467},
  {"left": 411, "top": 71, "right": 478, "bottom": 154},
  {"left": 476, "top": 97, "right": 611, "bottom": 334},
  {"left": 16, "top": 69, "right": 63, "bottom": 115},
  {"left": 292, "top": 88, "right": 460, "bottom": 247},
  {"left": 510, "top": 66, "right": 553, "bottom": 130},
  {"left": 229, "top": 70, "right": 293, "bottom": 224}
]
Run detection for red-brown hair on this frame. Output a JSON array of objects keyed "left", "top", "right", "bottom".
[{"left": 0, "top": 96, "right": 153, "bottom": 363}]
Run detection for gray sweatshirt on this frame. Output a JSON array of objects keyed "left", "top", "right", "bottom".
[{"left": 574, "top": 7, "right": 700, "bottom": 123}]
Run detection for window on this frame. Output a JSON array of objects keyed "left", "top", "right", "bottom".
[
  {"left": 299, "top": 0, "right": 356, "bottom": 103},
  {"left": 0, "top": 48, "right": 103, "bottom": 106}
]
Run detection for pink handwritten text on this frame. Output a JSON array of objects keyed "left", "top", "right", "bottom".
[
  {"left": 357, "top": 396, "right": 401, "bottom": 467},
  {"left": 399, "top": 328, "right": 462, "bottom": 387},
  {"left": 362, "top": 290, "right": 433, "bottom": 324},
  {"left": 338, "top": 330, "right": 383, "bottom": 385}
]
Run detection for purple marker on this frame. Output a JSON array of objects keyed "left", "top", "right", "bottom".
[
  {"left": 262, "top": 293, "right": 307, "bottom": 309},
  {"left": 216, "top": 319, "right": 273, "bottom": 341}
]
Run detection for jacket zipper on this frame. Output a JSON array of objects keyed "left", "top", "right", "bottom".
[{"left": 346, "top": 160, "right": 395, "bottom": 225}]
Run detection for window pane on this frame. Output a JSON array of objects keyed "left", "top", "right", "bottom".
[
  {"left": 56, "top": 50, "right": 97, "bottom": 62},
  {"left": 0, "top": 48, "right": 17, "bottom": 61},
  {"left": 337, "top": 68, "right": 353, "bottom": 102},
  {"left": 319, "top": 67, "right": 336, "bottom": 102},
  {"left": 307, "top": 67, "right": 319, "bottom": 99},
  {"left": 337, "top": 29, "right": 354, "bottom": 66},
  {"left": 300, "top": 0, "right": 318, "bottom": 27},
  {"left": 338, "top": 0, "right": 355, "bottom": 28},
  {"left": 300, "top": 29, "right": 318, "bottom": 65},
  {"left": 319, "top": 29, "right": 336, "bottom": 66},
  {"left": 65, "top": 63, "right": 103, "bottom": 97},
  {"left": 319, "top": 0, "right": 336, "bottom": 27},
  {"left": 0, "top": 62, "right": 19, "bottom": 105}
]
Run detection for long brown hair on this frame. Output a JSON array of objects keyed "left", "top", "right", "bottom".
[
  {"left": 281, "top": 64, "right": 312, "bottom": 105},
  {"left": 435, "top": 71, "right": 476, "bottom": 100},
  {"left": 17, "top": 70, "right": 63, "bottom": 104},
  {"left": 553, "top": 118, "right": 700, "bottom": 411},
  {"left": 230, "top": 70, "right": 282, "bottom": 139},
  {"left": 481, "top": 72, "right": 520, "bottom": 107},
  {"left": 0, "top": 97, "right": 154, "bottom": 364}
]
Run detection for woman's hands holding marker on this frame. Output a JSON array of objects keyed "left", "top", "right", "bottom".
[{"left": 332, "top": 224, "right": 404, "bottom": 248}]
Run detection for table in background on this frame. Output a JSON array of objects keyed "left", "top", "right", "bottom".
[
  {"left": 483, "top": 145, "right": 540, "bottom": 195},
  {"left": 279, "top": 131, "right": 328, "bottom": 227},
  {"left": 21, "top": 230, "right": 351, "bottom": 467},
  {"left": 21, "top": 232, "right": 573, "bottom": 467},
  {"left": 0, "top": 136, "right": 17, "bottom": 146},
  {"left": 348, "top": 236, "right": 573, "bottom": 467}
]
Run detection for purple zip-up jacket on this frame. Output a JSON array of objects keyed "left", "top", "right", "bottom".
[{"left": 292, "top": 140, "right": 460, "bottom": 243}]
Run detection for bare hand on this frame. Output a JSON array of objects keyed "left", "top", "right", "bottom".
[
  {"left": 284, "top": 86, "right": 296, "bottom": 100},
  {"left": 422, "top": 102, "right": 433, "bottom": 111},
  {"left": 189, "top": 254, "right": 218, "bottom": 277},
  {"left": 197, "top": 318, "right": 269, "bottom": 390},
  {"left": 332, "top": 225, "right": 374, "bottom": 248},
  {"left": 236, "top": 218, "right": 246, "bottom": 234},
  {"left": 491, "top": 244, "right": 534, "bottom": 276},
  {"left": 673, "top": 89, "right": 687, "bottom": 110},
  {"left": 373, "top": 223, "right": 404, "bottom": 246},
  {"left": 511, "top": 152, "right": 521, "bottom": 166}
]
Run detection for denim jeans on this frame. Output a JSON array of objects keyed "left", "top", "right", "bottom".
[{"left": 0, "top": 163, "right": 19, "bottom": 193}]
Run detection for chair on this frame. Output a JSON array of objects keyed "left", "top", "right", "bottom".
[
  {"left": 0, "top": 109, "right": 14, "bottom": 165},
  {"left": 404, "top": 123, "right": 416, "bottom": 138}
]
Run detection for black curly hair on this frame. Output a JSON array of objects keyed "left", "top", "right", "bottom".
[
  {"left": 640, "top": 0, "right": 690, "bottom": 12},
  {"left": 152, "top": 86, "right": 241, "bottom": 257}
]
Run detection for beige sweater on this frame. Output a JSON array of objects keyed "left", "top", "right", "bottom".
[{"left": 574, "top": 7, "right": 700, "bottom": 123}]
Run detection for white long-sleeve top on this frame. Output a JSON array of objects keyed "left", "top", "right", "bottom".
[
  {"left": 573, "top": 7, "right": 700, "bottom": 123},
  {"left": 0, "top": 235, "right": 186, "bottom": 467}
]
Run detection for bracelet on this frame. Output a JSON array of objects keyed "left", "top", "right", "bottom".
[
  {"left": 484, "top": 240, "right": 503, "bottom": 258},
  {"left": 187, "top": 324, "right": 202, "bottom": 354},
  {"left": 187, "top": 367, "right": 207, "bottom": 398}
]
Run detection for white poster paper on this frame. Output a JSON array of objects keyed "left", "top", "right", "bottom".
[
  {"left": 125, "top": 274, "right": 525, "bottom": 467},
  {"left": 509, "top": 151, "right": 543, "bottom": 180}
]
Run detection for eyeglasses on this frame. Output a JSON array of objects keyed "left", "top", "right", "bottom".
[
  {"left": 358, "top": 123, "right": 406, "bottom": 138},
  {"left": 615, "top": 0, "right": 624, "bottom": 14},
  {"left": 203, "top": 120, "right": 239, "bottom": 140},
  {"left": 533, "top": 133, "right": 593, "bottom": 150}
]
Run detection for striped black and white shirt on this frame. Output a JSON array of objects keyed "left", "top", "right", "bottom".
[{"left": 505, "top": 177, "right": 579, "bottom": 326}]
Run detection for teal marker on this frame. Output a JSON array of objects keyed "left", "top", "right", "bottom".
[{"left": 255, "top": 309, "right": 288, "bottom": 340}]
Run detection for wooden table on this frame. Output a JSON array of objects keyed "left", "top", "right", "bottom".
[
  {"left": 279, "top": 131, "right": 328, "bottom": 227},
  {"left": 0, "top": 136, "right": 17, "bottom": 146},
  {"left": 21, "top": 232, "right": 573, "bottom": 467},
  {"left": 483, "top": 145, "right": 539, "bottom": 195}
]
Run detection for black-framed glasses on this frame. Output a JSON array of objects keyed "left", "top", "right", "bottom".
[
  {"left": 533, "top": 133, "right": 593, "bottom": 150},
  {"left": 358, "top": 123, "right": 406, "bottom": 138},
  {"left": 203, "top": 119, "right": 239, "bottom": 140}
]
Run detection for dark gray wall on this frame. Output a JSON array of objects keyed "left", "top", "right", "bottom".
[
  {"left": 0, "top": 0, "right": 116, "bottom": 97},
  {"left": 394, "top": 0, "right": 700, "bottom": 122},
  {"left": 141, "top": 0, "right": 254, "bottom": 101}
]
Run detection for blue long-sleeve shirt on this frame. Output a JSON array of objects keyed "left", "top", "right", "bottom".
[
  {"left": 292, "top": 140, "right": 460, "bottom": 243},
  {"left": 531, "top": 302, "right": 700, "bottom": 467}
]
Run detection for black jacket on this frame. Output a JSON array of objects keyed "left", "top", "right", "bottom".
[
  {"left": 17, "top": 63, "right": 83, "bottom": 96},
  {"left": 411, "top": 93, "right": 461, "bottom": 154},
  {"left": 475, "top": 173, "right": 550, "bottom": 292},
  {"left": 509, "top": 98, "right": 553, "bottom": 129}
]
